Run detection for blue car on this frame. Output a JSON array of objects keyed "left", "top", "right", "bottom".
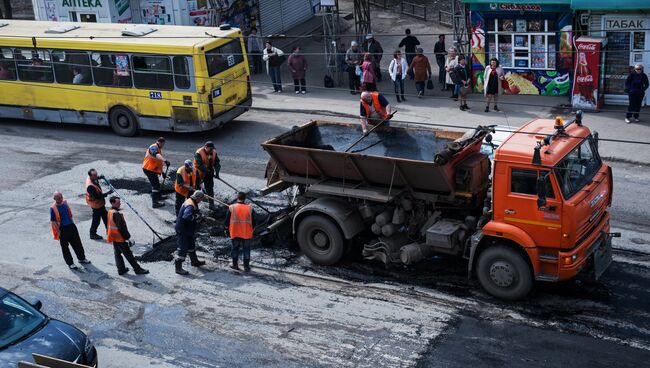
[{"left": 0, "top": 287, "right": 97, "bottom": 366}]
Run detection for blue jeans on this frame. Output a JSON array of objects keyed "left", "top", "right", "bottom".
[
  {"left": 176, "top": 234, "right": 195, "bottom": 261},
  {"left": 269, "top": 66, "right": 282, "bottom": 91},
  {"left": 393, "top": 76, "right": 404, "bottom": 97},
  {"left": 231, "top": 238, "right": 251, "bottom": 262},
  {"left": 454, "top": 84, "right": 461, "bottom": 96}
]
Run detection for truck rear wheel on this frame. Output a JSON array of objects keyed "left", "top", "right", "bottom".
[
  {"left": 476, "top": 245, "right": 533, "bottom": 300},
  {"left": 297, "top": 215, "right": 345, "bottom": 266}
]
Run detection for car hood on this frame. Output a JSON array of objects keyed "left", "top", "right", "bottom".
[{"left": 0, "top": 319, "right": 86, "bottom": 365}]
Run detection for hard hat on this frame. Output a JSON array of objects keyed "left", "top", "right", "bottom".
[{"left": 184, "top": 160, "right": 193, "bottom": 168}]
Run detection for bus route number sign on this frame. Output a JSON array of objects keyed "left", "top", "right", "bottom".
[
  {"left": 212, "top": 88, "right": 222, "bottom": 98},
  {"left": 149, "top": 91, "right": 163, "bottom": 100}
]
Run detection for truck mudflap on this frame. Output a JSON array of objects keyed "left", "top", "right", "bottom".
[{"left": 592, "top": 232, "right": 613, "bottom": 280}]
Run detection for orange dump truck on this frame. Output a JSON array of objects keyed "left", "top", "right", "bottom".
[{"left": 262, "top": 113, "right": 616, "bottom": 299}]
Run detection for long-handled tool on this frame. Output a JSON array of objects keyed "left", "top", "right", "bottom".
[
  {"left": 217, "top": 177, "right": 272, "bottom": 214},
  {"left": 102, "top": 177, "right": 167, "bottom": 242},
  {"left": 345, "top": 111, "right": 396, "bottom": 153},
  {"left": 202, "top": 193, "right": 230, "bottom": 207},
  {"left": 160, "top": 162, "right": 171, "bottom": 192}
]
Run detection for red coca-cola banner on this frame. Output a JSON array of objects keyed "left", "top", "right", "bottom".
[{"left": 572, "top": 37, "right": 604, "bottom": 111}]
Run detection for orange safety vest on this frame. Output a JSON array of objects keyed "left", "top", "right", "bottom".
[
  {"left": 194, "top": 147, "right": 216, "bottom": 179},
  {"left": 361, "top": 92, "right": 388, "bottom": 123},
  {"left": 85, "top": 177, "right": 105, "bottom": 209},
  {"left": 142, "top": 143, "right": 164, "bottom": 174},
  {"left": 228, "top": 203, "right": 253, "bottom": 240},
  {"left": 50, "top": 200, "right": 72, "bottom": 240},
  {"left": 175, "top": 166, "right": 198, "bottom": 197},
  {"left": 106, "top": 209, "right": 125, "bottom": 243}
]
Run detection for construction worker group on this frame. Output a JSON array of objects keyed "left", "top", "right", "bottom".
[{"left": 50, "top": 139, "right": 255, "bottom": 277}]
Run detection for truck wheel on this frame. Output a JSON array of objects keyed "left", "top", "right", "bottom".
[
  {"left": 297, "top": 215, "right": 345, "bottom": 265},
  {"left": 476, "top": 245, "right": 533, "bottom": 300},
  {"left": 109, "top": 106, "right": 138, "bottom": 137}
]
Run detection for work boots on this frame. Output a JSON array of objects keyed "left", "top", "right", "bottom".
[
  {"left": 175, "top": 259, "right": 189, "bottom": 275},
  {"left": 208, "top": 199, "right": 215, "bottom": 211},
  {"left": 152, "top": 193, "right": 165, "bottom": 208},
  {"left": 188, "top": 252, "right": 206, "bottom": 267},
  {"left": 243, "top": 259, "right": 251, "bottom": 272},
  {"left": 230, "top": 259, "right": 240, "bottom": 271}
]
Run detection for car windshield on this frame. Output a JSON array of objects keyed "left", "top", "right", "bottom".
[
  {"left": 0, "top": 293, "right": 46, "bottom": 349},
  {"left": 554, "top": 137, "right": 602, "bottom": 199}
]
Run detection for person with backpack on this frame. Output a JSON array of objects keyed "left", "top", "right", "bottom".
[{"left": 263, "top": 40, "right": 285, "bottom": 92}]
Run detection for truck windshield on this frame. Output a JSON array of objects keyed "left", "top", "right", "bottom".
[{"left": 554, "top": 137, "right": 601, "bottom": 199}]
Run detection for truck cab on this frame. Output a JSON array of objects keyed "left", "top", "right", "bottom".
[{"left": 476, "top": 114, "right": 614, "bottom": 299}]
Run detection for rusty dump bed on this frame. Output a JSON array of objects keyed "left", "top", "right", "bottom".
[{"left": 262, "top": 121, "right": 486, "bottom": 195}]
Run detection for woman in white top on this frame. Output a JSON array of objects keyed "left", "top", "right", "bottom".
[
  {"left": 389, "top": 50, "right": 409, "bottom": 102},
  {"left": 262, "top": 40, "right": 285, "bottom": 92},
  {"left": 444, "top": 47, "right": 459, "bottom": 98}
]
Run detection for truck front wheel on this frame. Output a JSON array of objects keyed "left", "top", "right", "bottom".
[
  {"left": 297, "top": 215, "right": 345, "bottom": 266},
  {"left": 476, "top": 245, "right": 533, "bottom": 300}
]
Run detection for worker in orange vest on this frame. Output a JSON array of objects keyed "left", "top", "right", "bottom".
[
  {"left": 359, "top": 91, "right": 392, "bottom": 134},
  {"left": 174, "top": 190, "right": 207, "bottom": 275},
  {"left": 86, "top": 168, "right": 113, "bottom": 240},
  {"left": 194, "top": 141, "right": 221, "bottom": 210},
  {"left": 107, "top": 196, "right": 149, "bottom": 275},
  {"left": 142, "top": 137, "right": 170, "bottom": 208},
  {"left": 174, "top": 160, "right": 202, "bottom": 215},
  {"left": 50, "top": 191, "right": 91, "bottom": 270},
  {"left": 224, "top": 191, "right": 255, "bottom": 272}
]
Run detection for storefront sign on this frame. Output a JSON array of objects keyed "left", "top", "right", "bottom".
[
  {"left": 572, "top": 38, "right": 603, "bottom": 111},
  {"left": 62, "top": 0, "right": 102, "bottom": 7},
  {"left": 490, "top": 3, "right": 542, "bottom": 12},
  {"left": 604, "top": 18, "right": 645, "bottom": 30}
]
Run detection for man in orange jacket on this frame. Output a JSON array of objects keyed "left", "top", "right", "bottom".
[
  {"left": 194, "top": 141, "right": 221, "bottom": 210},
  {"left": 174, "top": 160, "right": 202, "bottom": 215},
  {"left": 50, "top": 191, "right": 91, "bottom": 270},
  {"left": 86, "top": 168, "right": 113, "bottom": 240},
  {"left": 223, "top": 192, "right": 255, "bottom": 272},
  {"left": 107, "top": 196, "right": 149, "bottom": 275},
  {"left": 142, "top": 137, "right": 170, "bottom": 208},
  {"left": 359, "top": 91, "right": 392, "bottom": 134}
]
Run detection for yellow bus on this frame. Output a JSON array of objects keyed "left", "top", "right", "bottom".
[{"left": 0, "top": 20, "right": 251, "bottom": 136}]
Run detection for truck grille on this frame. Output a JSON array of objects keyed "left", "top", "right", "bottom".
[{"left": 576, "top": 201, "right": 607, "bottom": 247}]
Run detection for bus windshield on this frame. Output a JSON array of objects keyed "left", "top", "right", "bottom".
[
  {"left": 206, "top": 40, "right": 244, "bottom": 77},
  {"left": 554, "top": 137, "right": 602, "bottom": 199}
]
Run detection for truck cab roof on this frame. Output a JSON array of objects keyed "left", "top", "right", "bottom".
[{"left": 494, "top": 118, "right": 593, "bottom": 167}]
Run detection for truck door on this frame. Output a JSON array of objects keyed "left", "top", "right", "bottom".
[{"left": 502, "top": 167, "right": 562, "bottom": 246}]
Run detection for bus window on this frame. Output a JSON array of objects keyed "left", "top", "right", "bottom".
[
  {"left": 52, "top": 50, "right": 92, "bottom": 85},
  {"left": 132, "top": 55, "right": 173, "bottom": 90},
  {"left": 205, "top": 40, "right": 244, "bottom": 76},
  {"left": 15, "top": 49, "right": 53, "bottom": 83},
  {"left": 173, "top": 56, "right": 191, "bottom": 89},
  {"left": 91, "top": 53, "right": 132, "bottom": 88},
  {"left": 0, "top": 48, "right": 17, "bottom": 80}
]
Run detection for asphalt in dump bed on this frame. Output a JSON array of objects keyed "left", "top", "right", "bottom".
[{"left": 307, "top": 124, "right": 452, "bottom": 161}]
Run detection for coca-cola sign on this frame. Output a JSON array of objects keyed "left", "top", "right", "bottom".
[
  {"left": 576, "top": 75, "right": 594, "bottom": 83},
  {"left": 572, "top": 37, "right": 604, "bottom": 111},
  {"left": 577, "top": 43, "right": 597, "bottom": 52}
]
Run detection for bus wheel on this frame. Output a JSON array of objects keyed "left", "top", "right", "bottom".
[
  {"left": 109, "top": 106, "right": 138, "bottom": 137},
  {"left": 476, "top": 245, "right": 533, "bottom": 300},
  {"left": 297, "top": 215, "right": 345, "bottom": 266}
]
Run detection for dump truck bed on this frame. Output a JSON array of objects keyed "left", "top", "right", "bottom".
[{"left": 261, "top": 121, "right": 486, "bottom": 197}]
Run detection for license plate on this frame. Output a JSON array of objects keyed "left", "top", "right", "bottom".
[{"left": 593, "top": 235, "right": 613, "bottom": 279}]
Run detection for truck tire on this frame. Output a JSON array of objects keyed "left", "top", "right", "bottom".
[
  {"left": 476, "top": 245, "right": 533, "bottom": 300},
  {"left": 297, "top": 215, "right": 345, "bottom": 266},
  {"left": 109, "top": 106, "right": 138, "bottom": 137}
]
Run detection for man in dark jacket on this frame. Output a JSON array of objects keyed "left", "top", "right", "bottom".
[
  {"left": 86, "top": 169, "right": 113, "bottom": 240},
  {"left": 363, "top": 34, "right": 384, "bottom": 82},
  {"left": 107, "top": 196, "right": 149, "bottom": 275},
  {"left": 625, "top": 63, "right": 649, "bottom": 123},
  {"left": 174, "top": 190, "right": 207, "bottom": 275},
  {"left": 434, "top": 34, "right": 447, "bottom": 88},
  {"left": 398, "top": 28, "right": 420, "bottom": 78}
]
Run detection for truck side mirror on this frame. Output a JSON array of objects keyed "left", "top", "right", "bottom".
[{"left": 536, "top": 175, "right": 547, "bottom": 209}]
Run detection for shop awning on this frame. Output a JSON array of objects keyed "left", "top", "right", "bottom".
[
  {"left": 571, "top": 0, "right": 650, "bottom": 9},
  {"left": 462, "top": 0, "right": 570, "bottom": 4}
]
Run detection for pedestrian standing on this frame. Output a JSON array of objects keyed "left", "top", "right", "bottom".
[
  {"left": 50, "top": 191, "right": 91, "bottom": 270},
  {"left": 194, "top": 141, "right": 220, "bottom": 210},
  {"left": 625, "top": 63, "right": 649, "bottom": 123},
  {"left": 359, "top": 91, "right": 392, "bottom": 134},
  {"left": 398, "top": 28, "right": 420, "bottom": 79},
  {"left": 434, "top": 34, "right": 447, "bottom": 89},
  {"left": 106, "top": 196, "right": 149, "bottom": 276},
  {"left": 346, "top": 41, "right": 363, "bottom": 94},
  {"left": 389, "top": 50, "right": 408, "bottom": 102},
  {"left": 408, "top": 48, "right": 432, "bottom": 98},
  {"left": 484, "top": 57, "right": 505, "bottom": 112},
  {"left": 445, "top": 47, "right": 459, "bottom": 99},
  {"left": 456, "top": 55, "right": 471, "bottom": 111},
  {"left": 174, "top": 160, "right": 201, "bottom": 215},
  {"left": 262, "top": 40, "right": 285, "bottom": 93},
  {"left": 224, "top": 192, "right": 255, "bottom": 272},
  {"left": 247, "top": 27, "right": 263, "bottom": 74},
  {"left": 174, "top": 191, "right": 207, "bottom": 275},
  {"left": 363, "top": 34, "right": 384, "bottom": 82},
  {"left": 361, "top": 53, "right": 377, "bottom": 92},
  {"left": 85, "top": 168, "right": 113, "bottom": 240},
  {"left": 288, "top": 46, "right": 307, "bottom": 94},
  {"left": 142, "top": 137, "right": 169, "bottom": 208}
]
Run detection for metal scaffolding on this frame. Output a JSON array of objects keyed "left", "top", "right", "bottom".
[
  {"left": 451, "top": 0, "right": 469, "bottom": 56},
  {"left": 353, "top": 0, "right": 371, "bottom": 43},
  {"left": 319, "top": 0, "right": 342, "bottom": 85}
]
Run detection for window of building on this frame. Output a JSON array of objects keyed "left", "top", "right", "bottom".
[
  {"left": 132, "top": 55, "right": 173, "bottom": 90},
  {"left": 91, "top": 53, "right": 133, "bottom": 87},
  {"left": 0, "top": 48, "right": 17, "bottom": 80},
  {"left": 52, "top": 50, "right": 92, "bottom": 85},
  {"left": 173, "top": 56, "right": 191, "bottom": 89},
  {"left": 205, "top": 40, "right": 244, "bottom": 77},
  {"left": 487, "top": 18, "right": 556, "bottom": 69},
  {"left": 14, "top": 49, "right": 53, "bottom": 83},
  {"left": 511, "top": 169, "right": 554, "bottom": 198}
]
